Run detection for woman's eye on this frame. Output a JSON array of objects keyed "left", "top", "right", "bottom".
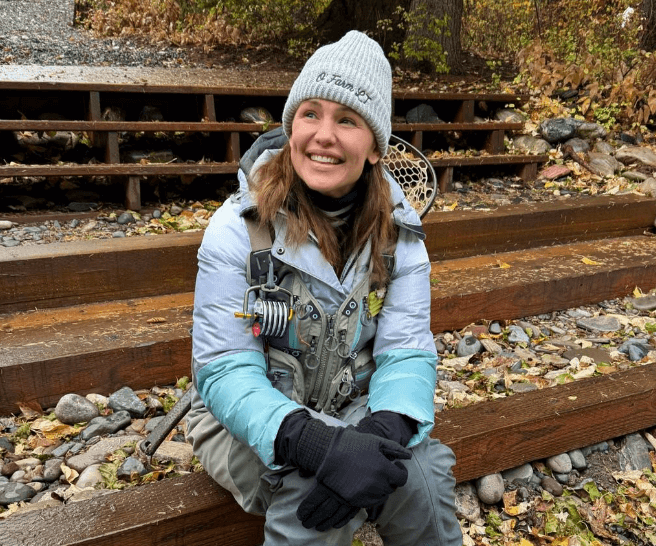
[
  {"left": 340, "top": 118, "right": 356, "bottom": 126},
  {"left": 303, "top": 111, "right": 317, "bottom": 119}
]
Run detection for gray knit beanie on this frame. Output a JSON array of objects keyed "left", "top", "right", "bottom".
[{"left": 282, "top": 31, "right": 392, "bottom": 157}]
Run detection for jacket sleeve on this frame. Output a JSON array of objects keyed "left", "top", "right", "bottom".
[
  {"left": 368, "top": 227, "right": 438, "bottom": 447},
  {"left": 192, "top": 200, "right": 302, "bottom": 468}
]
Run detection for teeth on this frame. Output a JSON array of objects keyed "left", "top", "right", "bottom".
[{"left": 310, "top": 154, "right": 340, "bottom": 164}]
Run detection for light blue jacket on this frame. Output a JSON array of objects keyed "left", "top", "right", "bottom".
[{"left": 192, "top": 147, "right": 438, "bottom": 468}]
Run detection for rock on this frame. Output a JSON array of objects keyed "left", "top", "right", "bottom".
[
  {"left": 456, "top": 335, "right": 482, "bottom": 357},
  {"left": 593, "top": 141, "right": 615, "bottom": 155},
  {"left": 0, "top": 482, "right": 38, "bottom": 506},
  {"left": 170, "top": 205, "right": 183, "bottom": 215},
  {"left": 475, "top": 473, "right": 505, "bottom": 504},
  {"left": 112, "top": 231, "right": 126, "bottom": 238},
  {"left": 455, "top": 482, "right": 481, "bottom": 522},
  {"left": 510, "top": 382, "right": 538, "bottom": 393},
  {"left": 67, "top": 435, "right": 144, "bottom": 472},
  {"left": 152, "top": 441, "right": 194, "bottom": 466},
  {"left": 507, "top": 325, "right": 530, "bottom": 344},
  {"left": 0, "top": 220, "right": 13, "bottom": 230},
  {"left": 405, "top": 104, "right": 442, "bottom": 123},
  {"left": 618, "top": 338, "right": 651, "bottom": 361},
  {"left": 576, "top": 316, "right": 622, "bottom": 333},
  {"left": 502, "top": 463, "right": 533, "bottom": 484},
  {"left": 68, "top": 202, "right": 98, "bottom": 212},
  {"left": 564, "top": 137, "right": 590, "bottom": 154},
  {"left": 117, "top": 212, "right": 135, "bottom": 225},
  {"left": 587, "top": 152, "right": 622, "bottom": 177},
  {"left": 622, "top": 170, "right": 649, "bottom": 181},
  {"left": 51, "top": 442, "right": 74, "bottom": 458},
  {"left": 76, "top": 464, "right": 104, "bottom": 489},
  {"left": 540, "top": 164, "right": 572, "bottom": 180},
  {"left": 619, "top": 433, "right": 652, "bottom": 472},
  {"left": 541, "top": 476, "right": 564, "bottom": 496},
  {"left": 55, "top": 393, "right": 100, "bottom": 425},
  {"left": 0, "top": 437, "right": 14, "bottom": 453},
  {"left": 43, "top": 458, "right": 64, "bottom": 482},
  {"left": 546, "top": 453, "right": 572, "bottom": 474},
  {"left": 145, "top": 415, "right": 165, "bottom": 432},
  {"left": 562, "top": 347, "right": 611, "bottom": 364},
  {"left": 639, "top": 177, "right": 656, "bottom": 196},
  {"left": 152, "top": 209, "right": 162, "bottom": 219},
  {"left": 86, "top": 393, "right": 109, "bottom": 407},
  {"left": 539, "top": 118, "right": 580, "bottom": 143},
  {"left": 513, "top": 135, "right": 551, "bottom": 155},
  {"left": 79, "top": 411, "right": 132, "bottom": 441},
  {"left": 575, "top": 122, "right": 607, "bottom": 140},
  {"left": 629, "top": 294, "right": 656, "bottom": 311},
  {"left": 108, "top": 386, "right": 147, "bottom": 418},
  {"left": 568, "top": 449, "right": 587, "bottom": 470},
  {"left": 495, "top": 108, "right": 525, "bottom": 123},
  {"left": 615, "top": 145, "right": 656, "bottom": 167},
  {"left": 489, "top": 322, "right": 503, "bottom": 335},
  {"left": 117, "top": 457, "right": 148, "bottom": 481},
  {"left": 14, "top": 457, "right": 41, "bottom": 471}
]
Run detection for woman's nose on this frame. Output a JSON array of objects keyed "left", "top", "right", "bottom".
[{"left": 315, "top": 119, "right": 337, "bottom": 144}]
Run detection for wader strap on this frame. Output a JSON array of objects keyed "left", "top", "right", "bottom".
[
  {"left": 245, "top": 216, "right": 273, "bottom": 251},
  {"left": 245, "top": 216, "right": 275, "bottom": 285}
]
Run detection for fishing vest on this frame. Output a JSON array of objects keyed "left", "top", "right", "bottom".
[{"left": 241, "top": 216, "right": 394, "bottom": 416}]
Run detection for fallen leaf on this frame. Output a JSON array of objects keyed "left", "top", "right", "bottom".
[
  {"left": 497, "top": 261, "right": 511, "bottom": 269},
  {"left": 147, "top": 317, "right": 167, "bottom": 324},
  {"left": 581, "top": 257, "right": 602, "bottom": 266},
  {"left": 61, "top": 464, "right": 79, "bottom": 484}
]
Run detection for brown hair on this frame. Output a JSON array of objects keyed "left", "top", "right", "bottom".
[{"left": 251, "top": 144, "right": 396, "bottom": 288}]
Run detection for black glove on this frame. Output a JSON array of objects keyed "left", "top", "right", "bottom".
[
  {"left": 353, "top": 411, "right": 418, "bottom": 521},
  {"left": 275, "top": 411, "right": 412, "bottom": 530},
  {"left": 354, "top": 410, "right": 417, "bottom": 448}
]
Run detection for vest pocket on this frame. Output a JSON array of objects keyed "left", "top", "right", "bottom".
[{"left": 266, "top": 347, "right": 306, "bottom": 405}]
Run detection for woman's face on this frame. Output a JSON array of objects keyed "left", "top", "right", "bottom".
[{"left": 289, "top": 99, "right": 380, "bottom": 199}]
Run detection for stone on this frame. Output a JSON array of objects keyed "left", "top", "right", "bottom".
[
  {"left": 541, "top": 476, "right": 564, "bottom": 496},
  {"left": 0, "top": 436, "right": 14, "bottom": 453},
  {"left": 0, "top": 482, "right": 38, "bottom": 506},
  {"left": 513, "top": 135, "right": 551, "bottom": 155},
  {"left": 170, "top": 205, "right": 183, "bottom": 215},
  {"left": 405, "top": 104, "right": 442, "bottom": 123},
  {"left": 564, "top": 137, "right": 590, "bottom": 154},
  {"left": 489, "top": 322, "right": 503, "bottom": 335},
  {"left": 562, "top": 347, "right": 611, "bottom": 364},
  {"left": 502, "top": 463, "right": 533, "bottom": 484},
  {"left": 76, "top": 464, "right": 104, "bottom": 489},
  {"left": 615, "top": 145, "right": 656, "bottom": 167},
  {"left": 576, "top": 316, "right": 622, "bottom": 333},
  {"left": 568, "top": 449, "right": 587, "bottom": 470},
  {"left": 152, "top": 441, "right": 194, "bottom": 466},
  {"left": 593, "top": 141, "right": 615, "bottom": 155},
  {"left": 68, "top": 202, "right": 98, "bottom": 212},
  {"left": 51, "top": 442, "right": 74, "bottom": 458},
  {"left": 86, "top": 393, "right": 109, "bottom": 407},
  {"left": 587, "top": 152, "right": 622, "bottom": 177},
  {"left": 152, "top": 209, "right": 162, "bottom": 219},
  {"left": 67, "top": 435, "right": 143, "bottom": 473},
  {"left": 639, "top": 177, "right": 656, "bottom": 196},
  {"left": 109, "top": 386, "right": 147, "bottom": 418},
  {"left": 79, "top": 411, "right": 132, "bottom": 441},
  {"left": 495, "top": 108, "right": 525, "bottom": 123},
  {"left": 117, "top": 212, "right": 135, "bottom": 225},
  {"left": 507, "top": 325, "right": 530, "bottom": 344},
  {"left": 455, "top": 482, "right": 481, "bottom": 522},
  {"left": 145, "top": 415, "right": 165, "bottom": 432},
  {"left": 0, "top": 221, "right": 13, "bottom": 230},
  {"left": 540, "top": 118, "right": 580, "bottom": 143},
  {"left": 575, "top": 122, "right": 607, "bottom": 140},
  {"left": 546, "top": 453, "right": 572, "bottom": 474},
  {"left": 117, "top": 457, "right": 147, "bottom": 481},
  {"left": 43, "top": 459, "right": 64, "bottom": 482},
  {"left": 619, "top": 433, "right": 652, "bottom": 472},
  {"left": 456, "top": 335, "right": 482, "bottom": 357},
  {"left": 622, "top": 170, "right": 649, "bottom": 181},
  {"left": 540, "top": 164, "right": 571, "bottom": 180},
  {"left": 475, "top": 473, "right": 505, "bottom": 504},
  {"left": 112, "top": 231, "right": 126, "bottom": 238},
  {"left": 55, "top": 393, "right": 100, "bottom": 425},
  {"left": 509, "top": 382, "right": 538, "bottom": 393},
  {"left": 629, "top": 295, "right": 656, "bottom": 311}
]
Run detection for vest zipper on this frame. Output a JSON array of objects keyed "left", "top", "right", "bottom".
[{"left": 309, "top": 313, "right": 336, "bottom": 405}]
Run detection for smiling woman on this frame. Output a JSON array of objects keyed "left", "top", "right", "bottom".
[{"left": 185, "top": 30, "right": 461, "bottom": 546}]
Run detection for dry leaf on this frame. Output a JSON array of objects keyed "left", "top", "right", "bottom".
[
  {"left": 61, "top": 464, "right": 79, "bottom": 484},
  {"left": 581, "top": 257, "right": 602, "bottom": 266},
  {"left": 147, "top": 317, "right": 167, "bottom": 324},
  {"left": 496, "top": 261, "right": 511, "bottom": 269}
]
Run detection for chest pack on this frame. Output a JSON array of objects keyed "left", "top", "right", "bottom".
[{"left": 237, "top": 215, "right": 395, "bottom": 415}]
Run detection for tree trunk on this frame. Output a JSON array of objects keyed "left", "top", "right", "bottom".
[
  {"left": 408, "top": 0, "right": 463, "bottom": 73},
  {"left": 314, "top": 0, "right": 413, "bottom": 52},
  {"left": 641, "top": 0, "right": 656, "bottom": 51}
]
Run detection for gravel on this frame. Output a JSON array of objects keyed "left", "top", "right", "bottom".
[{"left": 0, "top": 0, "right": 192, "bottom": 67}]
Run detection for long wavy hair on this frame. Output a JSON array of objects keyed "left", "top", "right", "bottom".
[{"left": 251, "top": 143, "right": 396, "bottom": 288}]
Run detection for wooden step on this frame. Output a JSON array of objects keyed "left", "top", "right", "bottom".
[
  {"left": 0, "top": 293, "right": 193, "bottom": 416},
  {"left": 430, "top": 234, "right": 656, "bottom": 332},
  {"left": 2, "top": 363, "right": 655, "bottom": 545},
  {"left": 1, "top": 196, "right": 653, "bottom": 314}
]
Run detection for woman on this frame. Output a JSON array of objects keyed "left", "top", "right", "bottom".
[{"left": 186, "top": 31, "right": 461, "bottom": 545}]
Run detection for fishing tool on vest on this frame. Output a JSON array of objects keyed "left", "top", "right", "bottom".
[{"left": 235, "top": 255, "right": 294, "bottom": 338}]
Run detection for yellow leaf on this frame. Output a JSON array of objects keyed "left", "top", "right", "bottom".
[
  {"left": 447, "top": 201, "right": 458, "bottom": 211},
  {"left": 497, "top": 261, "right": 511, "bottom": 269},
  {"left": 581, "top": 257, "right": 602, "bottom": 266},
  {"left": 633, "top": 286, "right": 644, "bottom": 298},
  {"left": 61, "top": 464, "right": 79, "bottom": 484},
  {"left": 568, "top": 396, "right": 577, "bottom": 401},
  {"left": 31, "top": 418, "right": 78, "bottom": 440}
]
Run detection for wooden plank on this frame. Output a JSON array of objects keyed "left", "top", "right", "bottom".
[
  {"left": 125, "top": 176, "right": 142, "bottom": 211},
  {"left": 0, "top": 162, "right": 238, "bottom": 178},
  {"left": 203, "top": 94, "right": 217, "bottom": 122},
  {"left": 0, "top": 120, "right": 281, "bottom": 132},
  {"left": 454, "top": 99, "right": 474, "bottom": 122},
  {"left": 0, "top": 471, "right": 265, "bottom": 546},
  {"left": 392, "top": 121, "right": 523, "bottom": 132},
  {"left": 423, "top": 194, "right": 656, "bottom": 260},
  {"left": 484, "top": 129, "right": 504, "bottom": 154},
  {"left": 430, "top": 153, "right": 548, "bottom": 167},
  {"left": 430, "top": 235, "right": 656, "bottom": 332},
  {"left": 2, "top": 364, "right": 654, "bottom": 545},
  {"left": 87, "top": 90, "right": 106, "bottom": 148},
  {"left": 433, "top": 363, "right": 656, "bottom": 483},
  {"left": 0, "top": 232, "right": 202, "bottom": 313}
]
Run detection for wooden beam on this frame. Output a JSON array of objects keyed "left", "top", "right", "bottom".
[
  {"left": 2, "top": 364, "right": 655, "bottom": 545},
  {"left": 0, "top": 294, "right": 193, "bottom": 415},
  {"left": 0, "top": 232, "right": 201, "bottom": 314},
  {"left": 0, "top": 163, "right": 238, "bottom": 178},
  {"left": 430, "top": 235, "right": 656, "bottom": 332},
  {"left": 423, "top": 194, "right": 656, "bottom": 260}
]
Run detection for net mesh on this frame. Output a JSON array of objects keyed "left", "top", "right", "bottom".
[{"left": 382, "top": 140, "right": 436, "bottom": 217}]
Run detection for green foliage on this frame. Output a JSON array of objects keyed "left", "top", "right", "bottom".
[
  {"left": 645, "top": 322, "right": 656, "bottom": 334},
  {"left": 381, "top": 5, "right": 450, "bottom": 74},
  {"left": 175, "top": 376, "right": 190, "bottom": 390}
]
